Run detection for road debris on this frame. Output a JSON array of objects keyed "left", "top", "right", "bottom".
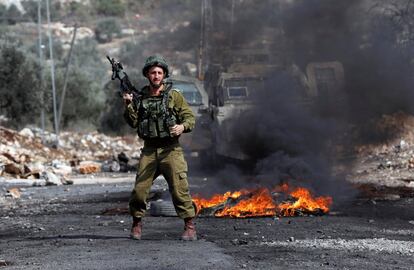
[
  {"left": 6, "top": 188, "right": 21, "bottom": 199},
  {"left": 0, "top": 126, "right": 142, "bottom": 181}
]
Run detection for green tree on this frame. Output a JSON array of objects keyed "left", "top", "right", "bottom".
[
  {"left": 44, "top": 69, "right": 105, "bottom": 130},
  {"left": 6, "top": 4, "right": 22, "bottom": 25},
  {"left": 67, "top": 1, "right": 91, "bottom": 23},
  {"left": 92, "top": 0, "right": 125, "bottom": 17},
  {"left": 0, "top": 4, "right": 7, "bottom": 25},
  {"left": 71, "top": 38, "right": 106, "bottom": 83},
  {"left": 0, "top": 44, "right": 43, "bottom": 128},
  {"left": 21, "top": 0, "right": 62, "bottom": 22},
  {"left": 95, "top": 17, "right": 121, "bottom": 43}
]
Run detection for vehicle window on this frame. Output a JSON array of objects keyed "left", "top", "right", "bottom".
[
  {"left": 173, "top": 82, "right": 203, "bottom": 105},
  {"left": 227, "top": 87, "right": 248, "bottom": 98},
  {"left": 224, "top": 78, "right": 265, "bottom": 99},
  {"left": 314, "top": 67, "right": 337, "bottom": 96}
]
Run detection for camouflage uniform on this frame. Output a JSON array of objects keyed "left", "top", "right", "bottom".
[{"left": 124, "top": 85, "right": 196, "bottom": 219}]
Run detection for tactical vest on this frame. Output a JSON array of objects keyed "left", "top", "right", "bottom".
[{"left": 136, "top": 84, "right": 177, "bottom": 140}]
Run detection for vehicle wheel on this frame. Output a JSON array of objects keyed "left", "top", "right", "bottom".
[{"left": 149, "top": 200, "right": 178, "bottom": 217}]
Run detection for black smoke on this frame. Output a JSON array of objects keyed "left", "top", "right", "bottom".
[{"left": 200, "top": 0, "right": 414, "bottom": 201}]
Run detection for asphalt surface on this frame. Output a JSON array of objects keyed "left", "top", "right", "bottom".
[{"left": 1, "top": 174, "right": 414, "bottom": 270}]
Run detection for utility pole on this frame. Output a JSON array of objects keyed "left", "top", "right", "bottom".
[
  {"left": 230, "top": 0, "right": 235, "bottom": 48},
  {"left": 198, "top": 0, "right": 212, "bottom": 80},
  {"left": 45, "top": 0, "right": 59, "bottom": 139},
  {"left": 37, "top": 0, "right": 45, "bottom": 142},
  {"left": 197, "top": 0, "right": 205, "bottom": 80},
  {"left": 58, "top": 24, "right": 78, "bottom": 131}
]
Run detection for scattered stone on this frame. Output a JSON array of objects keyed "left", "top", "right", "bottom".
[
  {"left": 6, "top": 188, "right": 21, "bottom": 199},
  {"left": 32, "top": 180, "right": 47, "bottom": 187},
  {"left": 0, "top": 259, "right": 10, "bottom": 266},
  {"left": 19, "top": 128, "right": 34, "bottom": 138},
  {"left": 231, "top": 239, "right": 248, "bottom": 245},
  {"left": 78, "top": 162, "right": 101, "bottom": 174},
  {"left": 51, "top": 160, "right": 72, "bottom": 175},
  {"left": 4, "top": 163, "right": 24, "bottom": 175},
  {"left": 0, "top": 126, "right": 143, "bottom": 180},
  {"left": 40, "top": 171, "right": 62, "bottom": 186},
  {"left": 102, "top": 160, "right": 120, "bottom": 172}
]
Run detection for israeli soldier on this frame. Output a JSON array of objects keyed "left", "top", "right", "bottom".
[{"left": 123, "top": 55, "right": 197, "bottom": 241}]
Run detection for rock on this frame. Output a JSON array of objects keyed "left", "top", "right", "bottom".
[
  {"left": 32, "top": 180, "right": 47, "bottom": 187},
  {"left": 6, "top": 187, "right": 21, "bottom": 199},
  {"left": 61, "top": 177, "right": 74, "bottom": 185},
  {"left": 4, "top": 163, "right": 24, "bottom": 175},
  {"left": 26, "top": 161, "right": 45, "bottom": 173},
  {"left": 40, "top": 171, "right": 62, "bottom": 186},
  {"left": 19, "top": 128, "right": 34, "bottom": 138},
  {"left": 78, "top": 162, "right": 101, "bottom": 174},
  {"left": 51, "top": 161, "right": 72, "bottom": 176},
  {"left": 0, "top": 260, "right": 10, "bottom": 266},
  {"left": 110, "top": 161, "right": 120, "bottom": 172},
  {"left": 118, "top": 152, "right": 129, "bottom": 163}
]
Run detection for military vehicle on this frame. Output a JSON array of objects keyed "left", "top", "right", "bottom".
[
  {"left": 204, "top": 51, "right": 345, "bottom": 161},
  {"left": 167, "top": 75, "right": 213, "bottom": 156}
]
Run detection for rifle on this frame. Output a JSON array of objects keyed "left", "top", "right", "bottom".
[{"left": 106, "top": 55, "right": 140, "bottom": 100}]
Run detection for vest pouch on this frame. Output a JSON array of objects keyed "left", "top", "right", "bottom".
[
  {"left": 138, "top": 119, "right": 149, "bottom": 138},
  {"left": 148, "top": 118, "right": 158, "bottom": 138},
  {"left": 156, "top": 117, "right": 169, "bottom": 138}
]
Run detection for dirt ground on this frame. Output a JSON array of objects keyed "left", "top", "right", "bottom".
[{"left": 1, "top": 172, "right": 414, "bottom": 270}]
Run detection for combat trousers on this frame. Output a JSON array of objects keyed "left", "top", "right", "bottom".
[{"left": 129, "top": 143, "right": 196, "bottom": 219}]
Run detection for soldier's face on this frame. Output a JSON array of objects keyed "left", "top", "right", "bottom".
[{"left": 147, "top": 66, "right": 165, "bottom": 88}]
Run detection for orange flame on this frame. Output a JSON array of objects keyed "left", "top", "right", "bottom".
[
  {"left": 193, "top": 184, "right": 332, "bottom": 218},
  {"left": 277, "top": 187, "right": 333, "bottom": 216}
]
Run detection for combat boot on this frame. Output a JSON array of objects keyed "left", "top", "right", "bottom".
[
  {"left": 130, "top": 217, "right": 142, "bottom": 240},
  {"left": 182, "top": 218, "right": 197, "bottom": 241}
]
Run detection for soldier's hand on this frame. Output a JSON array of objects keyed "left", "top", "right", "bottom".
[
  {"left": 169, "top": 124, "right": 184, "bottom": 136},
  {"left": 123, "top": 93, "right": 133, "bottom": 105}
]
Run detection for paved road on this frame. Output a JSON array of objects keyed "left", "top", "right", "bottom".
[{"left": 1, "top": 175, "right": 414, "bottom": 269}]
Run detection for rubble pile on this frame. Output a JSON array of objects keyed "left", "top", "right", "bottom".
[
  {"left": 0, "top": 126, "right": 142, "bottom": 184},
  {"left": 350, "top": 112, "right": 414, "bottom": 191}
]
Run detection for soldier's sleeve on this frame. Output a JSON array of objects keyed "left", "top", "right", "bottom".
[
  {"left": 170, "top": 90, "right": 195, "bottom": 132},
  {"left": 123, "top": 103, "right": 139, "bottom": 128}
]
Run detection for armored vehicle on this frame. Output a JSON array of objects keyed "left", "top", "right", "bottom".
[
  {"left": 167, "top": 75, "right": 212, "bottom": 156},
  {"left": 205, "top": 60, "right": 345, "bottom": 161}
]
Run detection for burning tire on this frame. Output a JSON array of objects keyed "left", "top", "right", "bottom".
[
  {"left": 149, "top": 200, "right": 199, "bottom": 217},
  {"left": 149, "top": 200, "right": 178, "bottom": 217}
]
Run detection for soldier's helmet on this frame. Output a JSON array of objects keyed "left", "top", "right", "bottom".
[{"left": 142, "top": 54, "right": 169, "bottom": 78}]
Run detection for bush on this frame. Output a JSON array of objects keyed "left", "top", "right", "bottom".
[
  {"left": 0, "top": 44, "right": 43, "bottom": 128},
  {"left": 21, "top": 0, "right": 62, "bottom": 22},
  {"left": 95, "top": 18, "right": 121, "bottom": 43},
  {"left": 44, "top": 69, "right": 105, "bottom": 130},
  {"left": 92, "top": 0, "right": 125, "bottom": 17},
  {"left": 5, "top": 4, "right": 22, "bottom": 25}
]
